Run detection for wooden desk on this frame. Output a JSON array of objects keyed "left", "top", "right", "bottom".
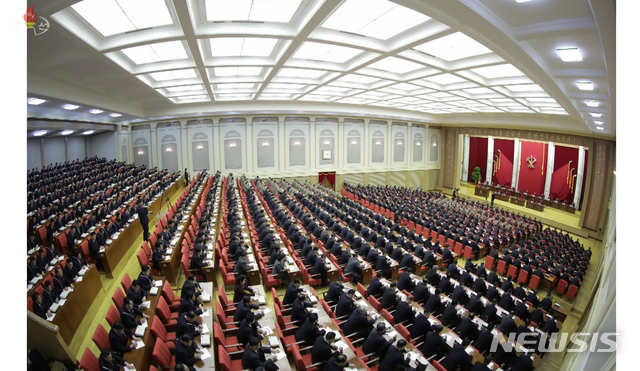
[
  {"left": 193, "top": 282, "right": 216, "bottom": 370},
  {"left": 123, "top": 279, "right": 162, "bottom": 371},
  {"left": 474, "top": 187, "right": 489, "bottom": 197},
  {"left": 495, "top": 194, "right": 510, "bottom": 202},
  {"left": 249, "top": 285, "right": 292, "bottom": 371},
  {"left": 51, "top": 264, "right": 103, "bottom": 344},
  {"left": 510, "top": 197, "right": 525, "bottom": 207}
]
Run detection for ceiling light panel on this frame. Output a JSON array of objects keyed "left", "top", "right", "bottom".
[
  {"left": 71, "top": 0, "right": 173, "bottom": 37},
  {"left": 63, "top": 104, "right": 80, "bottom": 110},
  {"left": 214, "top": 67, "right": 263, "bottom": 76},
  {"left": 367, "top": 57, "right": 424, "bottom": 74},
  {"left": 27, "top": 98, "right": 46, "bottom": 105},
  {"left": 60, "top": 130, "right": 74, "bottom": 135},
  {"left": 267, "top": 83, "right": 307, "bottom": 90},
  {"left": 414, "top": 32, "right": 492, "bottom": 61},
  {"left": 298, "top": 95, "right": 336, "bottom": 101},
  {"left": 576, "top": 81, "right": 593, "bottom": 91},
  {"left": 277, "top": 68, "right": 327, "bottom": 79},
  {"left": 149, "top": 69, "right": 198, "bottom": 81},
  {"left": 423, "top": 73, "right": 467, "bottom": 85},
  {"left": 210, "top": 38, "right": 279, "bottom": 57},
  {"left": 205, "top": 0, "right": 302, "bottom": 23},
  {"left": 177, "top": 95, "right": 209, "bottom": 100},
  {"left": 216, "top": 83, "right": 257, "bottom": 89},
  {"left": 387, "top": 83, "right": 422, "bottom": 92},
  {"left": 470, "top": 64, "right": 524, "bottom": 79},
  {"left": 557, "top": 48, "right": 582, "bottom": 62},
  {"left": 258, "top": 93, "right": 294, "bottom": 100},
  {"left": 335, "top": 74, "right": 380, "bottom": 84},
  {"left": 321, "top": 0, "right": 430, "bottom": 40},
  {"left": 585, "top": 100, "right": 599, "bottom": 107},
  {"left": 121, "top": 41, "right": 188, "bottom": 65},
  {"left": 166, "top": 85, "right": 204, "bottom": 92},
  {"left": 33, "top": 130, "right": 48, "bottom": 137},
  {"left": 504, "top": 84, "right": 543, "bottom": 92},
  {"left": 293, "top": 42, "right": 363, "bottom": 63},
  {"left": 90, "top": 109, "right": 103, "bottom": 114},
  {"left": 462, "top": 87, "right": 494, "bottom": 95},
  {"left": 215, "top": 93, "right": 255, "bottom": 100},
  {"left": 590, "top": 113, "right": 602, "bottom": 117}
]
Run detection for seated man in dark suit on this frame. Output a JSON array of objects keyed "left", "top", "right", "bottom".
[
  {"left": 393, "top": 296, "right": 416, "bottom": 325},
  {"left": 363, "top": 323, "right": 395, "bottom": 360},
  {"left": 367, "top": 276, "right": 384, "bottom": 298},
  {"left": 291, "top": 293, "right": 313, "bottom": 326},
  {"left": 324, "top": 354, "right": 349, "bottom": 371},
  {"left": 342, "top": 307, "right": 375, "bottom": 339},
  {"left": 241, "top": 337, "right": 278, "bottom": 371},
  {"left": 108, "top": 321, "right": 140, "bottom": 356},
  {"left": 324, "top": 276, "right": 345, "bottom": 304},
  {"left": 397, "top": 267, "right": 415, "bottom": 292},
  {"left": 380, "top": 283, "right": 400, "bottom": 310},
  {"left": 98, "top": 348, "right": 132, "bottom": 371},
  {"left": 295, "top": 313, "right": 326, "bottom": 346},
  {"left": 440, "top": 339, "right": 473, "bottom": 371},
  {"left": 177, "top": 311, "right": 203, "bottom": 340},
  {"left": 336, "top": 289, "right": 357, "bottom": 318},
  {"left": 378, "top": 340, "right": 410, "bottom": 371},
  {"left": 311, "top": 331, "right": 343, "bottom": 364},
  {"left": 283, "top": 278, "right": 303, "bottom": 306}
]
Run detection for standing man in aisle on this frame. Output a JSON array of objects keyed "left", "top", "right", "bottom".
[
  {"left": 137, "top": 199, "right": 151, "bottom": 242},
  {"left": 184, "top": 168, "right": 190, "bottom": 187}
]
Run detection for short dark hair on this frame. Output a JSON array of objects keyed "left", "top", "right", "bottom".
[
  {"left": 397, "top": 339, "right": 407, "bottom": 347},
  {"left": 249, "top": 337, "right": 261, "bottom": 347},
  {"left": 246, "top": 312, "right": 255, "bottom": 322},
  {"left": 293, "top": 278, "right": 302, "bottom": 284},
  {"left": 336, "top": 354, "right": 347, "bottom": 364},
  {"left": 123, "top": 297, "right": 132, "bottom": 305},
  {"left": 186, "top": 311, "right": 196, "bottom": 319},
  {"left": 326, "top": 331, "right": 336, "bottom": 341},
  {"left": 113, "top": 322, "right": 125, "bottom": 331},
  {"left": 181, "top": 334, "right": 192, "bottom": 343},
  {"left": 131, "top": 280, "right": 140, "bottom": 287},
  {"left": 100, "top": 348, "right": 111, "bottom": 358}
]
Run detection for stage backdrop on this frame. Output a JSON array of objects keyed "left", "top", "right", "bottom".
[
  {"left": 580, "top": 149, "right": 589, "bottom": 208},
  {"left": 468, "top": 137, "right": 488, "bottom": 183},
  {"left": 518, "top": 141, "right": 547, "bottom": 196},
  {"left": 493, "top": 138, "right": 514, "bottom": 188},
  {"left": 550, "top": 145, "right": 578, "bottom": 203}
]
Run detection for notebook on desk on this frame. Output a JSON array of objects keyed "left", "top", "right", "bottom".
[
  {"left": 49, "top": 303, "right": 59, "bottom": 313},
  {"left": 200, "top": 334, "right": 211, "bottom": 347},
  {"left": 149, "top": 287, "right": 159, "bottom": 296},
  {"left": 134, "top": 325, "right": 146, "bottom": 337}
]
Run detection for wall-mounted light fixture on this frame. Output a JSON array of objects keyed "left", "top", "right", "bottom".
[
  {"left": 375, "top": 141, "right": 381, "bottom": 146},
  {"left": 138, "top": 150, "right": 144, "bottom": 155},
  {"left": 196, "top": 145, "right": 204, "bottom": 150},
  {"left": 432, "top": 142, "right": 437, "bottom": 147},
  {"left": 416, "top": 142, "right": 421, "bottom": 146},
  {"left": 229, "top": 143, "right": 236, "bottom": 148},
  {"left": 351, "top": 141, "right": 357, "bottom": 145},
  {"left": 166, "top": 148, "right": 172, "bottom": 152},
  {"left": 324, "top": 141, "right": 330, "bottom": 145},
  {"left": 397, "top": 141, "right": 403, "bottom": 146},
  {"left": 294, "top": 141, "right": 300, "bottom": 146},
  {"left": 262, "top": 142, "right": 269, "bottom": 147}
]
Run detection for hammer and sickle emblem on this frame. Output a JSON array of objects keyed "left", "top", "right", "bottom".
[{"left": 526, "top": 155, "right": 536, "bottom": 169}]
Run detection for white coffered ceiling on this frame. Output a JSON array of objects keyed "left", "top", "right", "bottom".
[{"left": 27, "top": 0, "right": 615, "bottom": 137}]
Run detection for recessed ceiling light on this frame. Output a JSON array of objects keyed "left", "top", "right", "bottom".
[
  {"left": 205, "top": 0, "right": 302, "bottom": 23},
  {"left": 121, "top": 40, "right": 188, "bottom": 65},
  {"left": 594, "top": 121, "right": 603, "bottom": 125},
  {"left": 293, "top": 42, "right": 364, "bottom": 64},
  {"left": 72, "top": 0, "right": 173, "bottom": 37},
  {"left": 90, "top": 109, "right": 103, "bottom": 114},
  {"left": 166, "top": 85, "right": 203, "bottom": 93},
  {"left": 110, "top": 113, "right": 122, "bottom": 117},
  {"left": 556, "top": 48, "right": 583, "bottom": 62},
  {"left": 322, "top": 0, "right": 430, "bottom": 40},
  {"left": 515, "top": 0, "right": 532, "bottom": 3},
  {"left": 213, "top": 67, "right": 263, "bottom": 76},
  {"left": 335, "top": 74, "right": 380, "bottom": 85},
  {"left": 149, "top": 69, "right": 198, "bottom": 81},
  {"left": 277, "top": 68, "right": 326, "bottom": 79},
  {"left": 414, "top": 32, "right": 492, "bottom": 61},
  {"left": 210, "top": 37, "right": 279, "bottom": 57},
  {"left": 504, "top": 84, "right": 543, "bottom": 92},
  {"left": 60, "top": 130, "right": 74, "bottom": 135},
  {"left": 216, "top": 83, "right": 256, "bottom": 90},
  {"left": 368, "top": 57, "right": 424, "bottom": 74},
  {"left": 82, "top": 130, "right": 95, "bottom": 135},
  {"left": 27, "top": 98, "right": 46, "bottom": 105},
  {"left": 585, "top": 100, "right": 599, "bottom": 107},
  {"left": 177, "top": 95, "right": 208, "bottom": 100},
  {"left": 424, "top": 73, "right": 467, "bottom": 85},
  {"left": 33, "top": 130, "right": 47, "bottom": 136},
  {"left": 471, "top": 64, "right": 524, "bottom": 79},
  {"left": 590, "top": 113, "right": 602, "bottom": 117},
  {"left": 576, "top": 81, "right": 593, "bottom": 91},
  {"left": 63, "top": 104, "right": 80, "bottom": 110},
  {"left": 596, "top": 127, "right": 604, "bottom": 130}
]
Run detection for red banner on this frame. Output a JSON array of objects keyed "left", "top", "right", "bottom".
[
  {"left": 319, "top": 172, "right": 335, "bottom": 188},
  {"left": 550, "top": 145, "right": 578, "bottom": 203},
  {"left": 518, "top": 141, "right": 547, "bottom": 196},
  {"left": 468, "top": 137, "right": 488, "bottom": 183},
  {"left": 493, "top": 139, "right": 514, "bottom": 188}
]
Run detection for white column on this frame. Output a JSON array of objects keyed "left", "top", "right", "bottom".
[
  {"left": 309, "top": 118, "right": 317, "bottom": 171},
  {"left": 114, "top": 125, "right": 121, "bottom": 161},
  {"left": 212, "top": 119, "right": 221, "bottom": 172},
  {"left": 127, "top": 125, "right": 133, "bottom": 164},
  {"left": 543, "top": 142, "right": 555, "bottom": 199},
  {"left": 387, "top": 121, "right": 393, "bottom": 169},
  {"left": 245, "top": 117, "right": 254, "bottom": 176},
  {"left": 461, "top": 134, "right": 470, "bottom": 181},
  {"left": 278, "top": 116, "right": 286, "bottom": 171},
  {"left": 512, "top": 138, "right": 521, "bottom": 190},
  {"left": 149, "top": 122, "right": 158, "bottom": 168},
  {"left": 337, "top": 119, "right": 345, "bottom": 171},
  {"left": 180, "top": 121, "right": 189, "bottom": 174},
  {"left": 573, "top": 146, "right": 586, "bottom": 209},
  {"left": 363, "top": 119, "right": 370, "bottom": 168},
  {"left": 485, "top": 136, "right": 494, "bottom": 184}
]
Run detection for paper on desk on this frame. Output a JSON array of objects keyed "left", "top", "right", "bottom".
[
  {"left": 201, "top": 324, "right": 210, "bottom": 334},
  {"left": 261, "top": 307, "right": 272, "bottom": 315},
  {"left": 334, "top": 340, "right": 348, "bottom": 351},
  {"left": 200, "top": 349, "right": 212, "bottom": 360},
  {"left": 30, "top": 277, "right": 40, "bottom": 284},
  {"left": 201, "top": 294, "right": 211, "bottom": 302},
  {"left": 154, "top": 280, "right": 163, "bottom": 287},
  {"left": 262, "top": 327, "right": 274, "bottom": 336},
  {"left": 200, "top": 310, "right": 210, "bottom": 317},
  {"left": 134, "top": 340, "right": 145, "bottom": 349},
  {"left": 47, "top": 313, "right": 56, "bottom": 322},
  {"left": 141, "top": 301, "right": 151, "bottom": 310},
  {"left": 274, "top": 349, "right": 287, "bottom": 361},
  {"left": 268, "top": 336, "right": 279, "bottom": 347},
  {"left": 75, "top": 276, "right": 83, "bottom": 282}
]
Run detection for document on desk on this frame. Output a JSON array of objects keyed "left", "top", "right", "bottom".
[
  {"left": 200, "top": 309, "right": 210, "bottom": 317},
  {"left": 200, "top": 334, "right": 211, "bottom": 347},
  {"left": 134, "top": 340, "right": 145, "bottom": 349},
  {"left": 135, "top": 325, "right": 145, "bottom": 337},
  {"left": 334, "top": 340, "right": 348, "bottom": 351},
  {"left": 75, "top": 276, "right": 83, "bottom": 283},
  {"left": 268, "top": 336, "right": 279, "bottom": 347},
  {"left": 200, "top": 349, "right": 212, "bottom": 360},
  {"left": 201, "top": 324, "right": 210, "bottom": 334},
  {"left": 140, "top": 301, "right": 151, "bottom": 310},
  {"left": 154, "top": 280, "right": 163, "bottom": 287},
  {"left": 262, "top": 327, "right": 274, "bottom": 336},
  {"left": 201, "top": 293, "right": 211, "bottom": 302},
  {"left": 149, "top": 287, "right": 158, "bottom": 296}
]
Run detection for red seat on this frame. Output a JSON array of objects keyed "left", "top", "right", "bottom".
[
  {"left": 152, "top": 338, "right": 176, "bottom": 369},
  {"left": 454, "top": 242, "right": 463, "bottom": 256},
  {"left": 149, "top": 234, "right": 157, "bottom": 249},
  {"left": 275, "top": 322, "right": 300, "bottom": 354},
  {"left": 464, "top": 246, "right": 473, "bottom": 260},
  {"left": 216, "top": 302, "right": 238, "bottom": 328},
  {"left": 92, "top": 324, "right": 111, "bottom": 351},
  {"left": 150, "top": 316, "right": 177, "bottom": 351},
  {"left": 357, "top": 282, "right": 368, "bottom": 299},
  {"left": 218, "top": 345, "right": 244, "bottom": 371},
  {"left": 121, "top": 273, "right": 132, "bottom": 293},
  {"left": 213, "top": 322, "right": 242, "bottom": 352},
  {"left": 566, "top": 285, "right": 578, "bottom": 300},
  {"left": 156, "top": 297, "right": 179, "bottom": 328},
  {"left": 396, "top": 323, "right": 410, "bottom": 341},
  {"left": 112, "top": 288, "right": 125, "bottom": 309},
  {"left": 161, "top": 281, "right": 181, "bottom": 310},
  {"left": 507, "top": 265, "right": 518, "bottom": 280},
  {"left": 141, "top": 241, "right": 152, "bottom": 257},
  {"left": 431, "top": 360, "right": 448, "bottom": 371},
  {"left": 219, "top": 261, "right": 236, "bottom": 285},
  {"left": 79, "top": 348, "right": 99, "bottom": 371},
  {"left": 106, "top": 305, "right": 120, "bottom": 327},
  {"left": 137, "top": 249, "right": 151, "bottom": 271},
  {"left": 496, "top": 260, "right": 507, "bottom": 275},
  {"left": 381, "top": 309, "right": 394, "bottom": 326},
  {"left": 407, "top": 221, "right": 415, "bottom": 231},
  {"left": 485, "top": 256, "right": 495, "bottom": 271},
  {"left": 528, "top": 275, "right": 541, "bottom": 290},
  {"left": 517, "top": 269, "right": 529, "bottom": 284},
  {"left": 556, "top": 279, "right": 568, "bottom": 295},
  {"left": 79, "top": 240, "right": 93, "bottom": 263},
  {"left": 292, "top": 343, "right": 322, "bottom": 371},
  {"left": 415, "top": 225, "right": 423, "bottom": 235},
  {"left": 368, "top": 296, "right": 381, "bottom": 311}
]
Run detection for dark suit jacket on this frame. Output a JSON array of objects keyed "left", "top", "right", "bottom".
[
  {"left": 283, "top": 282, "right": 301, "bottom": 305},
  {"left": 295, "top": 317, "right": 326, "bottom": 345},
  {"left": 241, "top": 346, "right": 274, "bottom": 370},
  {"left": 175, "top": 340, "right": 200, "bottom": 366},
  {"left": 379, "top": 346, "right": 410, "bottom": 371},
  {"left": 109, "top": 327, "right": 133, "bottom": 354},
  {"left": 311, "top": 337, "right": 340, "bottom": 364},
  {"left": 440, "top": 343, "right": 473, "bottom": 371},
  {"left": 362, "top": 330, "right": 393, "bottom": 357},
  {"left": 237, "top": 319, "right": 260, "bottom": 346}
]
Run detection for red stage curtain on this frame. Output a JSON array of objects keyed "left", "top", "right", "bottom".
[
  {"left": 493, "top": 139, "right": 514, "bottom": 188},
  {"left": 468, "top": 137, "right": 488, "bottom": 183},
  {"left": 550, "top": 146, "right": 579, "bottom": 203},
  {"left": 319, "top": 172, "right": 336, "bottom": 187},
  {"left": 518, "top": 141, "right": 547, "bottom": 196}
]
